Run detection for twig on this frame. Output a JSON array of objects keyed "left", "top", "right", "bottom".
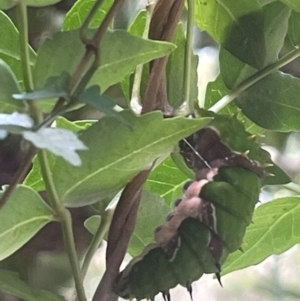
[
  {"left": 81, "top": 209, "right": 114, "bottom": 279},
  {"left": 209, "top": 47, "right": 300, "bottom": 113},
  {"left": 0, "top": 145, "right": 36, "bottom": 208}
]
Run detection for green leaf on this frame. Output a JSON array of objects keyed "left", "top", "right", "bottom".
[
  {"left": 0, "top": 59, "right": 24, "bottom": 113},
  {"left": 0, "top": 186, "right": 54, "bottom": 261},
  {"left": 89, "top": 31, "right": 176, "bottom": 92},
  {"left": 0, "top": 269, "right": 66, "bottom": 301},
  {"left": 288, "top": 10, "right": 300, "bottom": 46},
  {"left": 63, "top": 0, "right": 113, "bottom": 31},
  {"left": 33, "top": 30, "right": 176, "bottom": 112},
  {"left": 0, "top": 10, "right": 36, "bottom": 81},
  {"left": 79, "top": 85, "right": 127, "bottom": 124},
  {"left": 220, "top": 1, "right": 291, "bottom": 89},
  {"left": 84, "top": 215, "right": 101, "bottom": 234},
  {"left": 222, "top": 197, "right": 300, "bottom": 275},
  {"left": 23, "top": 117, "right": 93, "bottom": 191},
  {"left": 51, "top": 111, "right": 211, "bottom": 207},
  {"left": 128, "top": 190, "right": 171, "bottom": 257},
  {"left": 279, "top": 0, "right": 300, "bottom": 12},
  {"left": 22, "top": 128, "right": 88, "bottom": 166},
  {"left": 236, "top": 71, "right": 300, "bottom": 131},
  {"left": 0, "top": 0, "right": 62, "bottom": 9},
  {"left": 166, "top": 23, "right": 198, "bottom": 109},
  {"left": 195, "top": 0, "right": 265, "bottom": 69},
  {"left": 13, "top": 72, "right": 70, "bottom": 101},
  {"left": 145, "top": 156, "right": 189, "bottom": 206}
]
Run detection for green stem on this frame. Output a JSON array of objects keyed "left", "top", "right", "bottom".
[
  {"left": 81, "top": 209, "right": 114, "bottom": 279},
  {"left": 17, "top": 4, "right": 87, "bottom": 301},
  {"left": 183, "top": 0, "right": 195, "bottom": 111},
  {"left": 130, "top": 1, "right": 156, "bottom": 112},
  {"left": 209, "top": 47, "right": 300, "bottom": 113},
  {"left": 80, "top": 0, "right": 106, "bottom": 43}
]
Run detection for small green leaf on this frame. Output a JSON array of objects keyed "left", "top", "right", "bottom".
[
  {"left": 63, "top": 0, "right": 113, "bottom": 31},
  {"left": 0, "top": 0, "right": 62, "bottom": 9},
  {"left": 222, "top": 197, "right": 300, "bottom": 275},
  {"left": 236, "top": 72, "right": 300, "bottom": 131},
  {"left": 22, "top": 128, "right": 88, "bottom": 166},
  {"left": 13, "top": 72, "right": 70, "bottom": 101},
  {"left": 128, "top": 190, "right": 171, "bottom": 257},
  {"left": 0, "top": 186, "right": 54, "bottom": 261},
  {"left": 145, "top": 156, "right": 189, "bottom": 206},
  {"left": 288, "top": 10, "right": 300, "bottom": 46},
  {"left": 79, "top": 85, "right": 127, "bottom": 123},
  {"left": 84, "top": 215, "right": 101, "bottom": 235},
  {"left": 0, "top": 269, "right": 66, "bottom": 301},
  {"left": 0, "top": 59, "right": 24, "bottom": 113},
  {"left": 51, "top": 111, "right": 211, "bottom": 207}
]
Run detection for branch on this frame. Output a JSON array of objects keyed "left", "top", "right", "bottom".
[{"left": 209, "top": 47, "right": 300, "bottom": 113}]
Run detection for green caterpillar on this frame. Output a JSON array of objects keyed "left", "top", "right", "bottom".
[{"left": 114, "top": 114, "right": 285, "bottom": 301}]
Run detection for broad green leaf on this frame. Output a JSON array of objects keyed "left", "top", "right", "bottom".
[
  {"left": 63, "top": 0, "right": 113, "bottom": 31},
  {"left": 128, "top": 190, "right": 171, "bottom": 257},
  {"left": 23, "top": 128, "right": 87, "bottom": 166},
  {"left": 0, "top": 186, "right": 54, "bottom": 260},
  {"left": 166, "top": 23, "right": 198, "bottom": 109},
  {"left": 0, "top": 59, "right": 24, "bottom": 113},
  {"left": 236, "top": 71, "right": 300, "bottom": 131},
  {"left": 89, "top": 31, "right": 176, "bottom": 92},
  {"left": 0, "top": 0, "right": 62, "bottom": 9},
  {"left": 279, "top": 0, "right": 300, "bottom": 12},
  {"left": 33, "top": 30, "right": 176, "bottom": 112},
  {"left": 222, "top": 197, "right": 300, "bottom": 275},
  {"left": 51, "top": 111, "right": 211, "bottom": 207},
  {"left": 0, "top": 269, "right": 66, "bottom": 301},
  {"left": 0, "top": 10, "right": 36, "bottom": 81},
  {"left": 195, "top": 0, "right": 265, "bottom": 69},
  {"left": 220, "top": 1, "right": 291, "bottom": 89},
  {"left": 288, "top": 10, "right": 300, "bottom": 46},
  {"left": 145, "top": 156, "right": 189, "bottom": 206}
]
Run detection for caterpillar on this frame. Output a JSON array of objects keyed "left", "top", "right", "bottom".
[{"left": 114, "top": 113, "right": 280, "bottom": 301}]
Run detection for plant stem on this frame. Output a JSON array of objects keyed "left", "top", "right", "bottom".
[
  {"left": 81, "top": 209, "right": 114, "bottom": 279},
  {"left": 80, "top": 0, "right": 106, "bottom": 43},
  {"left": 209, "top": 47, "right": 300, "bottom": 113},
  {"left": 182, "top": 0, "right": 195, "bottom": 112},
  {"left": 17, "top": 3, "right": 87, "bottom": 301},
  {"left": 130, "top": 0, "right": 157, "bottom": 113}
]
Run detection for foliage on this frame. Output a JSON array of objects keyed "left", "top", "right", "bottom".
[{"left": 0, "top": 0, "right": 300, "bottom": 300}]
